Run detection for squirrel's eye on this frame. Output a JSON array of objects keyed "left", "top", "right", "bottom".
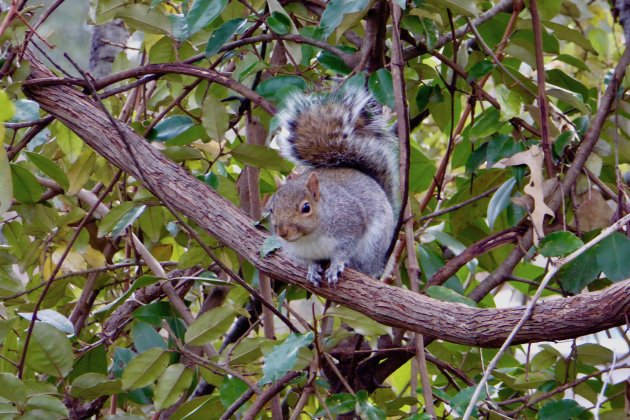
[{"left": 301, "top": 202, "right": 311, "bottom": 214}]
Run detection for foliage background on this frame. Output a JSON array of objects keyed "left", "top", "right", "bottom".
[{"left": 0, "top": 0, "right": 629, "bottom": 418}]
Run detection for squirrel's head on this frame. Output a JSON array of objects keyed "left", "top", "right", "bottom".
[{"left": 267, "top": 172, "right": 321, "bottom": 242}]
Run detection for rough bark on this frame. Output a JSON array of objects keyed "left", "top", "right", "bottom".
[{"left": 22, "top": 48, "right": 630, "bottom": 348}]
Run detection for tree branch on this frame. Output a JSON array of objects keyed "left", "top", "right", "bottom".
[{"left": 21, "top": 47, "right": 630, "bottom": 348}]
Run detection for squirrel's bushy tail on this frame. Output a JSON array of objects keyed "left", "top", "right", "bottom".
[{"left": 275, "top": 87, "right": 400, "bottom": 214}]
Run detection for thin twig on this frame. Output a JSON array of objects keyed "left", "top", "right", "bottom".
[
  {"left": 463, "top": 212, "right": 630, "bottom": 419},
  {"left": 530, "top": 0, "right": 555, "bottom": 177}
]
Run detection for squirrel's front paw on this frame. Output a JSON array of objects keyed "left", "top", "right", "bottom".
[
  {"left": 307, "top": 263, "right": 324, "bottom": 286},
  {"left": 325, "top": 261, "right": 345, "bottom": 286}
]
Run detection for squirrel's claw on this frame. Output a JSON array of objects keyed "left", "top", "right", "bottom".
[
  {"left": 325, "top": 260, "right": 345, "bottom": 286},
  {"left": 307, "top": 263, "right": 324, "bottom": 287}
]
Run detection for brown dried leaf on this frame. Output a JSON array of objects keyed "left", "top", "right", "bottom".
[
  {"left": 572, "top": 189, "right": 615, "bottom": 232},
  {"left": 501, "top": 145, "right": 554, "bottom": 244}
]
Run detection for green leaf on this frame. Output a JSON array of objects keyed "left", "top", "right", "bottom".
[
  {"left": 19, "top": 309, "right": 74, "bottom": 335},
  {"left": 576, "top": 343, "right": 614, "bottom": 365},
  {"left": 355, "top": 389, "right": 386, "bottom": 420},
  {"left": 314, "top": 393, "right": 355, "bottom": 417},
  {"left": 450, "top": 386, "right": 487, "bottom": 417},
  {"left": 486, "top": 134, "right": 523, "bottom": 167},
  {"left": 187, "top": 0, "right": 227, "bottom": 37},
  {"left": 68, "top": 344, "right": 108, "bottom": 382},
  {"left": 148, "top": 115, "right": 196, "bottom": 142},
  {"left": 557, "top": 249, "right": 600, "bottom": 294},
  {"left": 95, "top": 275, "right": 160, "bottom": 319},
  {"left": 470, "top": 108, "right": 504, "bottom": 140},
  {"left": 67, "top": 148, "right": 97, "bottom": 195},
  {"left": 219, "top": 375, "right": 248, "bottom": 409},
  {"left": 554, "top": 54, "right": 590, "bottom": 72},
  {"left": 133, "top": 301, "right": 180, "bottom": 326},
  {"left": 184, "top": 306, "right": 235, "bottom": 346},
  {"left": 512, "top": 371, "right": 555, "bottom": 390},
  {"left": 0, "top": 147, "right": 12, "bottom": 217},
  {"left": 426, "top": 286, "right": 477, "bottom": 307},
  {"left": 467, "top": 60, "right": 493, "bottom": 83},
  {"left": 595, "top": 232, "right": 630, "bottom": 281},
  {"left": 202, "top": 95, "right": 230, "bottom": 140},
  {"left": 24, "top": 322, "right": 73, "bottom": 378},
  {"left": 97, "top": 202, "right": 146, "bottom": 238},
  {"left": 267, "top": 11, "right": 291, "bottom": 35},
  {"left": 11, "top": 99, "right": 39, "bottom": 122},
  {"left": 409, "top": 146, "right": 437, "bottom": 193},
  {"left": 132, "top": 321, "right": 167, "bottom": 353},
  {"left": 0, "top": 319, "right": 14, "bottom": 345},
  {"left": 114, "top": 4, "right": 171, "bottom": 35},
  {"left": 231, "top": 144, "right": 292, "bottom": 171},
  {"left": 546, "top": 85, "right": 589, "bottom": 114},
  {"left": 544, "top": 22, "right": 596, "bottom": 54},
  {"left": 530, "top": 349, "right": 559, "bottom": 371},
  {"left": 260, "top": 235, "right": 283, "bottom": 258},
  {"left": 494, "top": 84, "right": 523, "bottom": 121},
  {"left": 10, "top": 164, "right": 44, "bottom": 204},
  {"left": 205, "top": 18, "right": 247, "bottom": 57},
  {"left": 257, "top": 75, "right": 306, "bottom": 101},
  {"left": 170, "top": 395, "right": 223, "bottom": 420},
  {"left": 538, "top": 231, "right": 583, "bottom": 257},
  {"left": 154, "top": 363, "right": 194, "bottom": 410},
  {"left": 326, "top": 306, "right": 390, "bottom": 336},
  {"left": 25, "top": 395, "right": 69, "bottom": 418},
  {"left": 318, "top": 50, "right": 352, "bottom": 75},
  {"left": 260, "top": 332, "right": 314, "bottom": 385},
  {"left": 24, "top": 151, "right": 70, "bottom": 191},
  {"left": 70, "top": 373, "right": 122, "bottom": 400},
  {"left": 121, "top": 348, "right": 170, "bottom": 390},
  {"left": 539, "top": 399, "right": 584, "bottom": 420},
  {"left": 415, "top": 85, "right": 433, "bottom": 112},
  {"left": 138, "top": 206, "right": 165, "bottom": 242},
  {"left": 320, "top": 0, "right": 369, "bottom": 38},
  {"left": 487, "top": 177, "right": 516, "bottom": 230},
  {"left": 0, "top": 373, "right": 27, "bottom": 403},
  {"left": 0, "top": 90, "right": 15, "bottom": 121},
  {"left": 368, "top": 69, "right": 395, "bottom": 109},
  {"left": 55, "top": 124, "right": 83, "bottom": 164},
  {"left": 553, "top": 131, "right": 577, "bottom": 158}
]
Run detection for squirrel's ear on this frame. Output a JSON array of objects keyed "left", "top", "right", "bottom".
[{"left": 305, "top": 172, "right": 320, "bottom": 200}]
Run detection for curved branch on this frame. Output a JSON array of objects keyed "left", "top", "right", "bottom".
[
  {"left": 23, "top": 63, "right": 277, "bottom": 115},
  {"left": 21, "top": 47, "right": 630, "bottom": 348}
]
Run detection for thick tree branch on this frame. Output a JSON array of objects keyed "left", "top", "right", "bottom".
[{"left": 21, "top": 47, "right": 630, "bottom": 348}]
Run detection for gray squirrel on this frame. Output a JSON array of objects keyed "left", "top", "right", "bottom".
[{"left": 267, "top": 87, "right": 400, "bottom": 286}]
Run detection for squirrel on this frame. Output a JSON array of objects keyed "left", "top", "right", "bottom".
[{"left": 267, "top": 87, "right": 400, "bottom": 286}]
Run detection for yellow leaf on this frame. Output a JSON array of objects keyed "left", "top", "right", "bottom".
[{"left": 83, "top": 246, "right": 106, "bottom": 268}]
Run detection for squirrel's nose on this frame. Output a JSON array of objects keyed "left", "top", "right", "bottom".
[{"left": 276, "top": 225, "right": 289, "bottom": 238}]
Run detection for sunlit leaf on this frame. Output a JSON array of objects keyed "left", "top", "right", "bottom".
[
  {"left": 538, "top": 231, "right": 583, "bottom": 257},
  {"left": 0, "top": 373, "right": 27, "bottom": 403},
  {"left": 186, "top": 0, "right": 227, "bottom": 37},
  {"left": 0, "top": 148, "right": 12, "bottom": 217},
  {"left": 24, "top": 322, "right": 73, "bottom": 378},
  {"left": 320, "top": 0, "right": 369, "bottom": 38},
  {"left": 10, "top": 163, "right": 44, "bottom": 204},
  {"left": 154, "top": 363, "right": 194, "bottom": 410},
  {"left": 121, "top": 348, "right": 170, "bottom": 390},
  {"left": 260, "top": 332, "right": 313, "bottom": 385},
  {"left": 184, "top": 306, "right": 235, "bottom": 346}
]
